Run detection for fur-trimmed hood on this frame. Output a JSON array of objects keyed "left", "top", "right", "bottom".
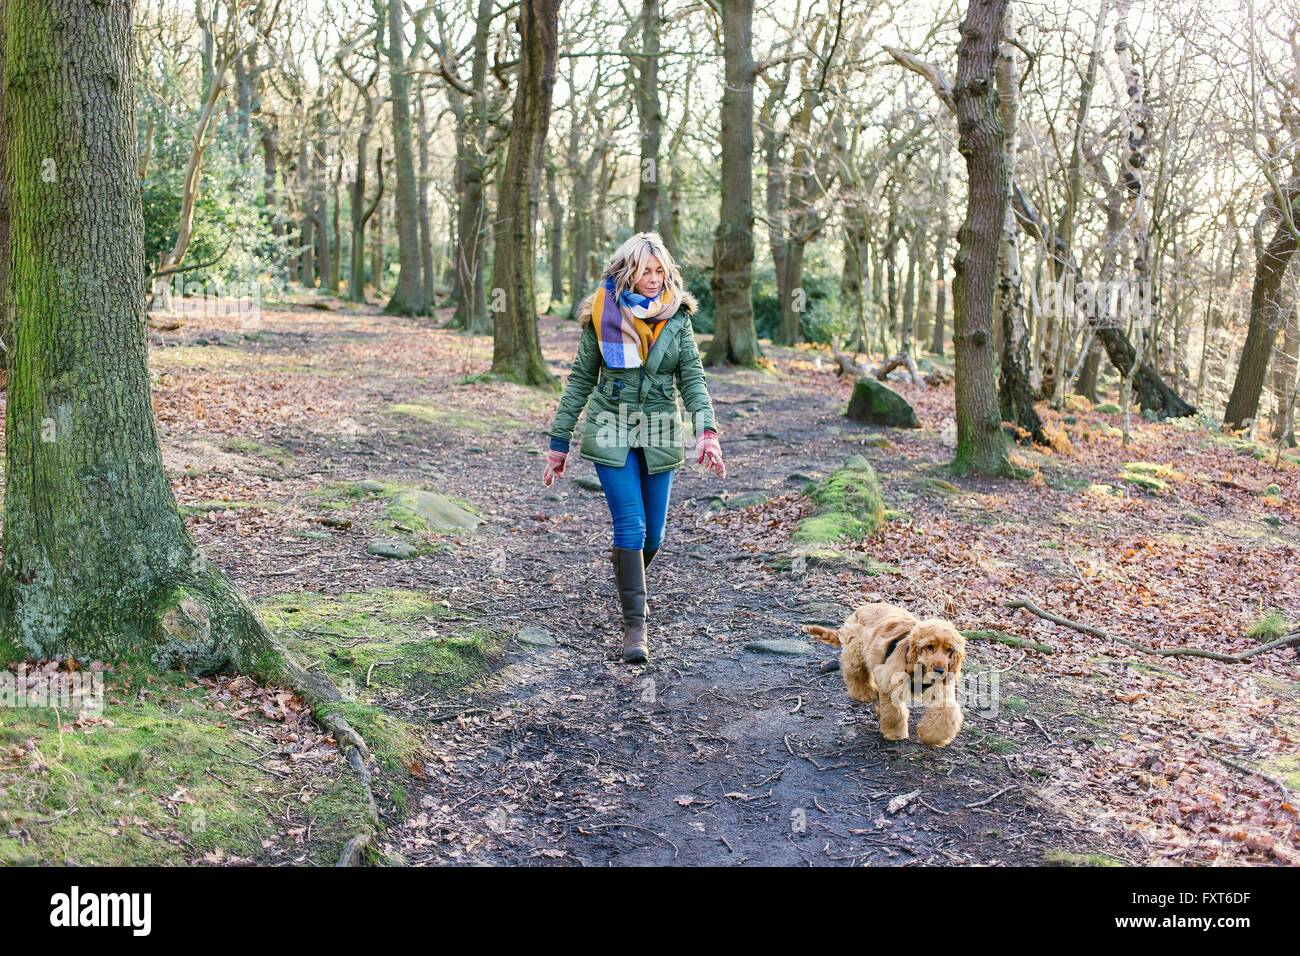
[{"left": 577, "top": 286, "right": 699, "bottom": 326}]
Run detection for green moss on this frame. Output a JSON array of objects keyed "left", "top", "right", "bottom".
[
  {"left": 1123, "top": 461, "right": 1182, "bottom": 479},
  {"left": 1246, "top": 609, "right": 1294, "bottom": 643},
  {"left": 1043, "top": 849, "right": 1124, "bottom": 867},
  {"left": 973, "top": 732, "right": 1020, "bottom": 755},
  {"left": 311, "top": 479, "right": 399, "bottom": 503},
  {"left": 770, "top": 548, "right": 899, "bottom": 575},
  {"left": 0, "top": 667, "right": 367, "bottom": 865},
  {"left": 220, "top": 437, "right": 294, "bottom": 467},
  {"left": 1094, "top": 402, "right": 1121, "bottom": 414},
  {"left": 793, "top": 459, "right": 887, "bottom": 544},
  {"left": 1118, "top": 462, "right": 1182, "bottom": 494},
  {"left": 387, "top": 402, "right": 527, "bottom": 432},
  {"left": 259, "top": 589, "right": 503, "bottom": 772},
  {"left": 179, "top": 499, "right": 280, "bottom": 517},
  {"left": 324, "top": 701, "right": 424, "bottom": 776},
  {"left": 259, "top": 588, "right": 448, "bottom": 639},
  {"left": 916, "top": 476, "right": 961, "bottom": 496},
  {"left": 962, "top": 629, "right": 1055, "bottom": 655}
]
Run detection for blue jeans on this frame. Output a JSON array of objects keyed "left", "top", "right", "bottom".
[{"left": 594, "top": 447, "right": 675, "bottom": 551}]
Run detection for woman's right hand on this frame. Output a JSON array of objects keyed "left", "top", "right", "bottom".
[{"left": 542, "top": 448, "right": 568, "bottom": 486}]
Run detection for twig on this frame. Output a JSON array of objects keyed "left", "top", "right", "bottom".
[
  {"left": 964, "top": 786, "right": 1015, "bottom": 809},
  {"left": 1027, "top": 716, "right": 1056, "bottom": 745},
  {"left": 1196, "top": 737, "right": 1293, "bottom": 803},
  {"left": 579, "top": 822, "right": 680, "bottom": 859},
  {"left": 1008, "top": 596, "right": 1300, "bottom": 663}
]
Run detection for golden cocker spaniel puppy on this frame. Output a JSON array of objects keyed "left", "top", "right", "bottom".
[{"left": 805, "top": 602, "right": 966, "bottom": 747}]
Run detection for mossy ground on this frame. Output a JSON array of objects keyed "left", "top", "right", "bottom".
[
  {"left": 1042, "top": 849, "right": 1124, "bottom": 866},
  {"left": 0, "top": 667, "right": 367, "bottom": 865},
  {"left": 259, "top": 589, "right": 503, "bottom": 784},
  {"left": 0, "top": 586, "right": 505, "bottom": 865},
  {"left": 1245, "top": 609, "right": 1295, "bottom": 642},
  {"left": 1118, "top": 461, "right": 1184, "bottom": 493},
  {"left": 219, "top": 437, "right": 295, "bottom": 467},
  {"left": 387, "top": 402, "right": 528, "bottom": 433}
]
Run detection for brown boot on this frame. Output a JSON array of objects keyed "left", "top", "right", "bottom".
[
  {"left": 642, "top": 546, "right": 658, "bottom": 618},
  {"left": 612, "top": 546, "right": 648, "bottom": 664}
]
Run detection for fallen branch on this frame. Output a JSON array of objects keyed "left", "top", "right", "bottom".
[
  {"left": 831, "top": 347, "right": 872, "bottom": 379},
  {"left": 1007, "top": 596, "right": 1300, "bottom": 663},
  {"left": 872, "top": 351, "right": 921, "bottom": 385},
  {"left": 1195, "top": 736, "right": 1293, "bottom": 803}
]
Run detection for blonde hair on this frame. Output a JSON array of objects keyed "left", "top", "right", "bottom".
[{"left": 601, "top": 232, "right": 684, "bottom": 302}]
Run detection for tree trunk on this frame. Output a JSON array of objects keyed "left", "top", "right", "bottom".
[
  {"left": 631, "top": 0, "right": 662, "bottom": 233},
  {"left": 951, "top": 0, "right": 1012, "bottom": 476},
  {"left": 297, "top": 137, "right": 315, "bottom": 286},
  {"left": 1270, "top": 306, "right": 1298, "bottom": 444},
  {"left": 1076, "top": 336, "right": 1102, "bottom": 402},
  {"left": 706, "top": 0, "right": 761, "bottom": 366},
  {"left": 567, "top": 158, "right": 593, "bottom": 319},
  {"left": 347, "top": 67, "right": 381, "bottom": 301},
  {"left": 416, "top": 80, "right": 435, "bottom": 307},
  {"left": 0, "top": 14, "right": 9, "bottom": 379},
  {"left": 994, "top": 4, "right": 1043, "bottom": 442},
  {"left": 490, "top": 0, "right": 558, "bottom": 386},
  {"left": 841, "top": 208, "right": 869, "bottom": 353},
  {"left": 383, "top": 0, "right": 432, "bottom": 315},
  {"left": 448, "top": 0, "right": 495, "bottom": 332},
  {"left": 902, "top": 229, "right": 919, "bottom": 355},
  {"left": 546, "top": 161, "right": 565, "bottom": 307},
  {"left": 371, "top": 182, "right": 386, "bottom": 294},
  {"left": 0, "top": 0, "right": 272, "bottom": 671},
  {"left": 311, "top": 115, "right": 333, "bottom": 294},
  {"left": 1224, "top": 197, "right": 1300, "bottom": 430}
]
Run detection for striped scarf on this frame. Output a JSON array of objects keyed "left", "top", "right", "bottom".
[{"left": 591, "top": 276, "right": 683, "bottom": 368}]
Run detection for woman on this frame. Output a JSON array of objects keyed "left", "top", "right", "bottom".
[{"left": 542, "top": 233, "right": 726, "bottom": 664}]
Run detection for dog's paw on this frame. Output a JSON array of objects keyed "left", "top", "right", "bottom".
[{"left": 917, "top": 706, "right": 963, "bottom": 747}]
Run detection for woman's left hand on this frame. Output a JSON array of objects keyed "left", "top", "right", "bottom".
[{"left": 697, "top": 429, "right": 725, "bottom": 479}]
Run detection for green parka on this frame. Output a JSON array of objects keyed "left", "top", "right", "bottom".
[{"left": 546, "top": 289, "right": 718, "bottom": 475}]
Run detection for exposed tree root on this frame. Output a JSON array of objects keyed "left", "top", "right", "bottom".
[
  {"left": 1008, "top": 596, "right": 1300, "bottom": 663},
  {"left": 277, "top": 654, "right": 379, "bottom": 866}
]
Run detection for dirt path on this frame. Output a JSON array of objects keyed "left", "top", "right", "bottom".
[{"left": 369, "top": 315, "right": 1117, "bottom": 866}]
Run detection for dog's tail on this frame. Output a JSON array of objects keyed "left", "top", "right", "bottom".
[{"left": 803, "top": 624, "right": 842, "bottom": 647}]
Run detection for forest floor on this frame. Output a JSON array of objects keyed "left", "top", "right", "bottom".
[{"left": 2, "top": 292, "right": 1297, "bottom": 866}]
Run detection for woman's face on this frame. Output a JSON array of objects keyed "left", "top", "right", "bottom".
[{"left": 633, "top": 256, "right": 666, "bottom": 297}]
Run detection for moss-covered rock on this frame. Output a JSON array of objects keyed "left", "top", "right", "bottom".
[
  {"left": 793, "top": 458, "right": 887, "bottom": 545},
  {"left": 846, "top": 377, "right": 919, "bottom": 428},
  {"left": 386, "top": 489, "right": 482, "bottom": 534}
]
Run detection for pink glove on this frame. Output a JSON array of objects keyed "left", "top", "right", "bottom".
[
  {"left": 542, "top": 449, "right": 567, "bottom": 486},
  {"left": 696, "top": 429, "right": 725, "bottom": 478}
]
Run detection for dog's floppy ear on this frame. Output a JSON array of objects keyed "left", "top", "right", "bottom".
[
  {"left": 949, "top": 634, "right": 966, "bottom": 673},
  {"left": 903, "top": 630, "right": 921, "bottom": 670}
]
